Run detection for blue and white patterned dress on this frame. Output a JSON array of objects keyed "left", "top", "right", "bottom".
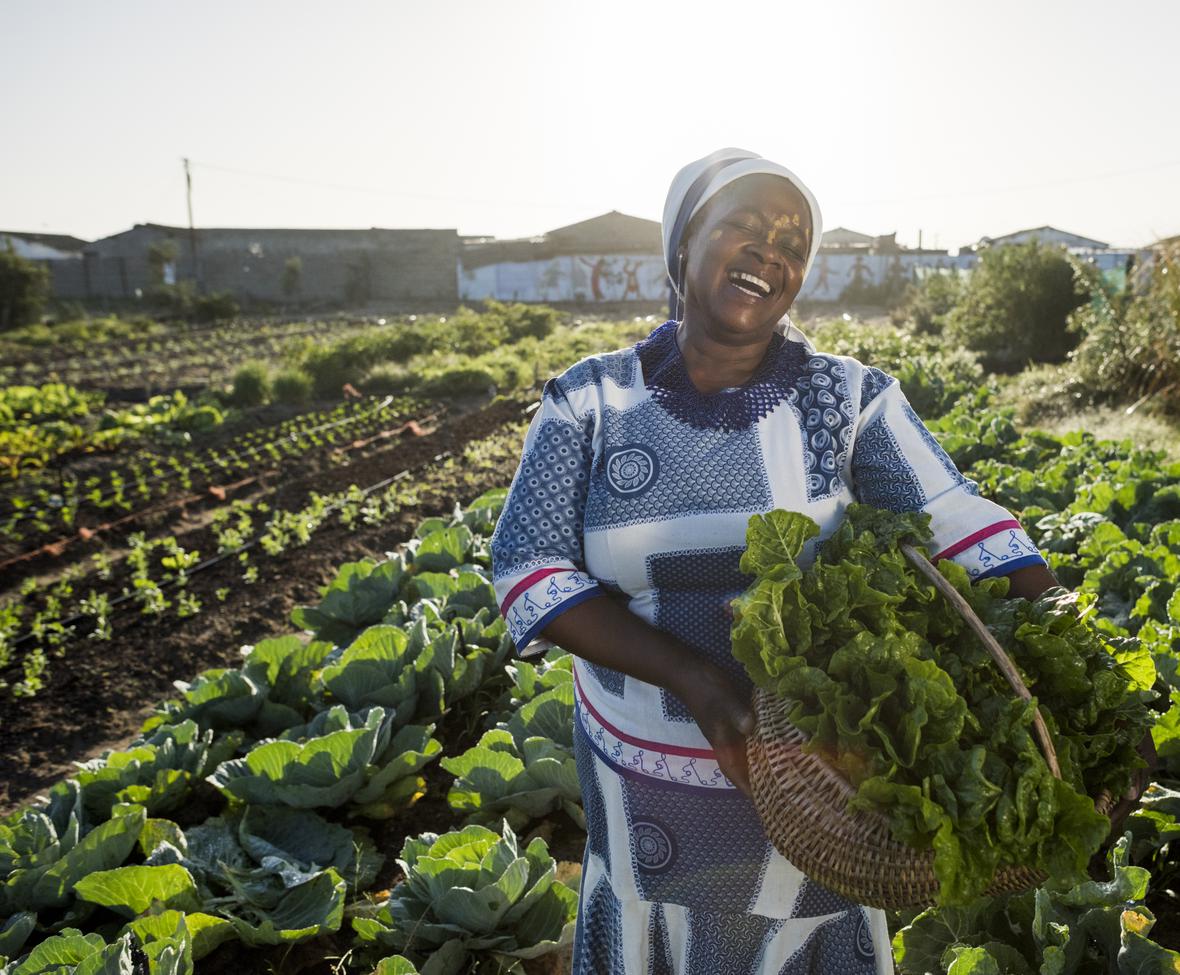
[{"left": 490, "top": 320, "right": 1046, "bottom": 975}]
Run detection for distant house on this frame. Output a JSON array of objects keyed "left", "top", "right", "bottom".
[
  {"left": 819, "top": 227, "right": 915, "bottom": 255},
  {"left": 67, "top": 223, "right": 459, "bottom": 303},
  {"left": 966, "top": 226, "right": 1111, "bottom": 253}
]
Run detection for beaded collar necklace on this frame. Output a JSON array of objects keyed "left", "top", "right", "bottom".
[{"left": 634, "top": 319, "right": 807, "bottom": 433}]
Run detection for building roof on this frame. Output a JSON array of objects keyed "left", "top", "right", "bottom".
[
  {"left": 100, "top": 222, "right": 453, "bottom": 238},
  {"left": 460, "top": 211, "right": 662, "bottom": 268},
  {"left": 820, "top": 227, "right": 875, "bottom": 248},
  {"left": 0, "top": 231, "right": 89, "bottom": 252},
  {"left": 973, "top": 225, "right": 1111, "bottom": 251}
]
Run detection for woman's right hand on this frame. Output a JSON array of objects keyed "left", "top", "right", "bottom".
[{"left": 674, "top": 660, "right": 757, "bottom": 798}]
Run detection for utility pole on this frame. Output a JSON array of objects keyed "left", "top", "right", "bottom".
[{"left": 183, "top": 157, "right": 202, "bottom": 292}]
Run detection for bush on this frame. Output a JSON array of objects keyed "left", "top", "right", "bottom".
[
  {"left": 892, "top": 270, "right": 964, "bottom": 334},
  {"left": 944, "top": 241, "right": 1087, "bottom": 372},
  {"left": 193, "top": 290, "right": 239, "bottom": 323},
  {"left": 271, "top": 368, "right": 314, "bottom": 404},
  {"left": 360, "top": 366, "right": 415, "bottom": 395},
  {"left": 1066, "top": 245, "right": 1180, "bottom": 413},
  {"left": 228, "top": 361, "right": 271, "bottom": 407},
  {"left": 417, "top": 367, "right": 499, "bottom": 399},
  {"left": 0, "top": 245, "right": 51, "bottom": 331}
]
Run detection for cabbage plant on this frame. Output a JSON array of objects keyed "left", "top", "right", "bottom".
[{"left": 351, "top": 822, "right": 576, "bottom": 974}]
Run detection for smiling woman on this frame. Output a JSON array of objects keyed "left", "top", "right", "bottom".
[{"left": 490, "top": 148, "right": 1054, "bottom": 974}]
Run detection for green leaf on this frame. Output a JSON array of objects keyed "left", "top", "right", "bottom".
[
  {"left": 224, "top": 867, "right": 347, "bottom": 946},
  {"left": 124, "top": 910, "right": 235, "bottom": 961},
  {"left": 0, "top": 912, "right": 36, "bottom": 959},
  {"left": 739, "top": 509, "right": 818, "bottom": 579},
  {"left": 74, "top": 863, "right": 201, "bottom": 918}
]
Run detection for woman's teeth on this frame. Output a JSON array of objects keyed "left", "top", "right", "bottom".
[{"left": 729, "top": 271, "right": 772, "bottom": 298}]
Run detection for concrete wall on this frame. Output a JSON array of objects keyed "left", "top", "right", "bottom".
[{"left": 63, "top": 226, "right": 459, "bottom": 303}]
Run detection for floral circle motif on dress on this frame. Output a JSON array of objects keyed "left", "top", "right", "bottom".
[
  {"left": 631, "top": 819, "right": 675, "bottom": 872},
  {"left": 604, "top": 445, "right": 658, "bottom": 497}
]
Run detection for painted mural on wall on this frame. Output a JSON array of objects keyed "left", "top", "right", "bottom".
[
  {"left": 460, "top": 249, "right": 1142, "bottom": 303},
  {"left": 460, "top": 254, "right": 670, "bottom": 302}
]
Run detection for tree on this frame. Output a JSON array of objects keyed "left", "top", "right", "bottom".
[
  {"left": 0, "top": 242, "right": 51, "bottom": 331},
  {"left": 944, "top": 240, "right": 1087, "bottom": 372}
]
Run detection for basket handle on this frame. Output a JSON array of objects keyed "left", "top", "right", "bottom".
[{"left": 900, "top": 543, "right": 1061, "bottom": 780}]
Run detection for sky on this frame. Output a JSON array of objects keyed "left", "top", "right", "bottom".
[{"left": 1, "top": 0, "right": 1177, "bottom": 252}]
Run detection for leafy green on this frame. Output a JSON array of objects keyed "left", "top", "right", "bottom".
[
  {"left": 732, "top": 503, "right": 1155, "bottom": 905},
  {"left": 291, "top": 556, "right": 406, "bottom": 646},
  {"left": 351, "top": 822, "right": 576, "bottom": 973}
]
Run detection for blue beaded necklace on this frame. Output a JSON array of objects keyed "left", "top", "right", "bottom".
[{"left": 635, "top": 319, "right": 808, "bottom": 433}]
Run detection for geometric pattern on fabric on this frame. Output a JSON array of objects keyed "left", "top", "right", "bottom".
[
  {"left": 619, "top": 770, "right": 771, "bottom": 912},
  {"left": 575, "top": 685, "right": 731, "bottom": 791},
  {"left": 648, "top": 546, "right": 752, "bottom": 722},
  {"left": 783, "top": 353, "right": 856, "bottom": 502},
  {"left": 803, "top": 910, "right": 877, "bottom": 975},
  {"left": 649, "top": 902, "right": 677, "bottom": 975},
  {"left": 685, "top": 908, "right": 786, "bottom": 975},
  {"left": 502, "top": 569, "right": 599, "bottom": 651},
  {"left": 902, "top": 401, "right": 981, "bottom": 495},
  {"left": 584, "top": 401, "right": 772, "bottom": 532},
  {"left": 635, "top": 319, "right": 812, "bottom": 434},
  {"left": 572, "top": 875, "right": 624, "bottom": 975},
  {"left": 859, "top": 365, "right": 894, "bottom": 411},
  {"left": 790, "top": 876, "right": 860, "bottom": 919},
  {"left": 574, "top": 729, "right": 611, "bottom": 874},
  {"left": 852, "top": 412, "right": 927, "bottom": 513},
  {"left": 559, "top": 350, "right": 639, "bottom": 395},
  {"left": 585, "top": 659, "right": 627, "bottom": 697},
  {"left": 491, "top": 417, "right": 593, "bottom": 574},
  {"left": 966, "top": 528, "right": 1045, "bottom": 581}
]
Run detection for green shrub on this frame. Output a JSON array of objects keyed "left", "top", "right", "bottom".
[
  {"left": 361, "top": 366, "right": 415, "bottom": 396},
  {"left": 301, "top": 343, "right": 371, "bottom": 399},
  {"left": 0, "top": 244, "right": 51, "bottom": 330},
  {"left": 193, "top": 291, "right": 239, "bottom": 323},
  {"left": 229, "top": 361, "right": 271, "bottom": 407},
  {"left": 271, "top": 368, "right": 314, "bottom": 404},
  {"left": 417, "top": 367, "right": 498, "bottom": 399},
  {"left": 944, "top": 241, "right": 1087, "bottom": 372},
  {"left": 893, "top": 270, "right": 964, "bottom": 334},
  {"left": 1066, "top": 245, "right": 1180, "bottom": 414}
]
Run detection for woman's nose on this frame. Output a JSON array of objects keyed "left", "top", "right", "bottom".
[{"left": 744, "top": 240, "right": 780, "bottom": 269}]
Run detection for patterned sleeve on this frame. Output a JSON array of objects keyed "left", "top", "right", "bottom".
[
  {"left": 490, "top": 377, "right": 604, "bottom": 657},
  {"left": 851, "top": 367, "right": 1047, "bottom": 582}
]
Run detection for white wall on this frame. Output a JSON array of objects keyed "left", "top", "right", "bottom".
[
  {"left": 461, "top": 248, "right": 1146, "bottom": 303},
  {"left": 460, "top": 253, "right": 669, "bottom": 302}
]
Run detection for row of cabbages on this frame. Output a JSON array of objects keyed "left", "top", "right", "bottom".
[{"left": 1, "top": 490, "right": 585, "bottom": 975}]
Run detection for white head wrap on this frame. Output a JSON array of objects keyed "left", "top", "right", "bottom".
[{"left": 661, "top": 148, "right": 823, "bottom": 339}]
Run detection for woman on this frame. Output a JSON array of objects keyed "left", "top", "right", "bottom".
[{"left": 490, "top": 148, "right": 1057, "bottom": 974}]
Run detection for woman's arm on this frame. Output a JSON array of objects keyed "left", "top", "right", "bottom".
[
  {"left": 1002, "top": 562, "right": 1060, "bottom": 600},
  {"left": 542, "top": 591, "right": 757, "bottom": 797}
]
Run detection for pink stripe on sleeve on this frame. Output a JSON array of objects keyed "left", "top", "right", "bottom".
[
  {"left": 500, "top": 567, "right": 564, "bottom": 615},
  {"left": 934, "top": 519, "right": 1022, "bottom": 561}
]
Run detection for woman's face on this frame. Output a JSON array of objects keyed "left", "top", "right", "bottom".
[{"left": 681, "top": 173, "right": 813, "bottom": 340}]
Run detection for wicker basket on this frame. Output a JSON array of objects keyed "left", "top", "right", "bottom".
[{"left": 745, "top": 543, "right": 1115, "bottom": 910}]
